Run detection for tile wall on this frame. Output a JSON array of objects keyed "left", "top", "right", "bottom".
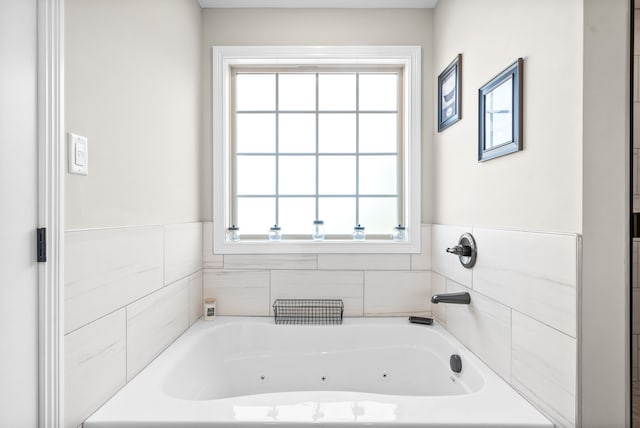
[
  {"left": 64, "top": 222, "right": 203, "bottom": 428},
  {"left": 202, "top": 221, "right": 579, "bottom": 426},
  {"left": 431, "top": 225, "right": 579, "bottom": 428},
  {"left": 64, "top": 220, "right": 579, "bottom": 428},
  {"left": 201, "top": 222, "right": 433, "bottom": 318},
  {"left": 634, "top": 238, "right": 639, "bottom": 392}
]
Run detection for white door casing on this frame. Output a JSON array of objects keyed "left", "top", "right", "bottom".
[
  {"left": 0, "top": 0, "right": 64, "bottom": 426},
  {"left": 38, "top": 0, "right": 65, "bottom": 426}
]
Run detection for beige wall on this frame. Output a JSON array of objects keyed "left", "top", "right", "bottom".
[
  {"left": 201, "top": 8, "right": 434, "bottom": 224},
  {"left": 433, "top": 0, "right": 582, "bottom": 233},
  {"left": 65, "top": 0, "right": 202, "bottom": 229}
]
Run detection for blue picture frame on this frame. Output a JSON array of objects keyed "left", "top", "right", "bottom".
[
  {"left": 478, "top": 58, "right": 523, "bottom": 162},
  {"left": 437, "top": 54, "right": 462, "bottom": 132}
]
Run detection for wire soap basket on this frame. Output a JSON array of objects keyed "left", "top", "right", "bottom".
[{"left": 272, "top": 299, "right": 344, "bottom": 325}]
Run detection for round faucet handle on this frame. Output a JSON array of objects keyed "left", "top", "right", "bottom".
[{"left": 446, "top": 233, "right": 478, "bottom": 269}]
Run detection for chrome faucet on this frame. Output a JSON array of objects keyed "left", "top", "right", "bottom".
[
  {"left": 446, "top": 245, "right": 472, "bottom": 257},
  {"left": 431, "top": 292, "right": 471, "bottom": 304},
  {"left": 446, "top": 233, "right": 477, "bottom": 268}
]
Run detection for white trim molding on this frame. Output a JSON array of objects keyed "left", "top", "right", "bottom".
[
  {"left": 37, "top": 0, "right": 65, "bottom": 426},
  {"left": 199, "top": 0, "right": 438, "bottom": 9},
  {"left": 212, "top": 46, "right": 422, "bottom": 254}
]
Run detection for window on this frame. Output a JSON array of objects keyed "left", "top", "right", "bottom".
[
  {"left": 234, "top": 70, "right": 401, "bottom": 238},
  {"left": 213, "top": 46, "right": 421, "bottom": 254}
]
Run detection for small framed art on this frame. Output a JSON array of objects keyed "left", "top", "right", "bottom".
[
  {"left": 478, "top": 58, "right": 523, "bottom": 162},
  {"left": 437, "top": 54, "right": 462, "bottom": 132}
]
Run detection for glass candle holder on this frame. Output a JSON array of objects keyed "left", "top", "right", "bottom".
[
  {"left": 392, "top": 224, "right": 407, "bottom": 241},
  {"left": 352, "top": 224, "right": 366, "bottom": 241},
  {"left": 269, "top": 225, "right": 282, "bottom": 241},
  {"left": 226, "top": 224, "right": 240, "bottom": 242},
  {"left": 312, "top": 220, "right": 325, "bottom": 241}
]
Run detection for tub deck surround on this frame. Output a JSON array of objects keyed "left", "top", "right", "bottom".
[
  {"left": 64, "top": 222, "right": 204, "bottom": 428},
  {"left": 65, "top": 310, "right": 126, "bottom": 428},
  {"left": 444, "top": 280, "right": 511, "bottom": 382},
  {"left": 65, "top": 226, "right": 164, "bottom": 334},
  {"left": 472, "top": 228, "right": 577, "bottom": 337},
  {"left": 431, "top": 224, "right": 579, "bottom": 427},
  {"left": 164, "top": 222, "right": 203, "bottom": 285},
  {"left": 126, "top": 276, "right": 190, "bottom": 380},
  {"left": 85, "top": 317, "right": 552, "bottom": 428},
  {"left": 201, "top": 223, "right": 434, "bottom": 319}
]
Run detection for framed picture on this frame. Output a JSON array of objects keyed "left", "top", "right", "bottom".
[
  {"left": 437, "top": 54, "right": 462, "bottom": 132},
  {"left": 478, "top": 58, "right": 523, "bottom": 162}
]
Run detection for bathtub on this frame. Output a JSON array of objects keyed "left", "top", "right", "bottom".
[{"left": 84, "top": 317, "right": 553, "bottom": 428}]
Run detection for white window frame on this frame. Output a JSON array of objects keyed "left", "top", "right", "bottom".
[{"left": 212, "top": 46, "right": 421, "bottom": 254}]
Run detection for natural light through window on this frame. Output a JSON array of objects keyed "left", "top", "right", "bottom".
[
  {"left": 233, "top": 70, "right": 401, "bottom": 237},
  {"left": 212, "top": 46, "right": 421, "bottom": 254}
]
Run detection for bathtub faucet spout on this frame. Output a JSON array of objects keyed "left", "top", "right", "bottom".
[{"left": 431, "top": 292, "right": 471, "bottom": 305}]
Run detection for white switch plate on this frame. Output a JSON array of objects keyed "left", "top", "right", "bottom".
[{"left": 68, "top": 133, "right": 88, "bottom": 175}]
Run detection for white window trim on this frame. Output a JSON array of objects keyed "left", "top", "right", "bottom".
[{"left": 212, "top": 45, "right": 421, "bottom": 254}]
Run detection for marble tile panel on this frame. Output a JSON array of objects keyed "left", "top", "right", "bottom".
[
  {"left": 126, "top": 278, "right": 189, "bottom": 380},
  {"left": 364, "top": 271, "right": 430, "bottom": 316},
  {"left": 633, "top": 239, "right": 640, "bottom": 288},
  {"left": 635, "top": 105, "right": 640, "bottom": 151},
  {"left": 445, "top": 280, "right": 511, "bottom": 381},
  {"left": 410, "top": 224, "right": 432, "bottom": 271},
  {"left": 188, "top": 271, "right": 203, "bottom": 325},
  {"left": 225, "top": 254, "right": 317, "bottom": 270},
  {"left": 318, "top": 254, "right": 409, "bottom": 271},
  {"left": 634, "top": 150, "right": 640, "bottom": 196},
  {"left": 202, "top": 222, "right": 224, "bottom": 269},
  {"left": 635, "top": 289, "right": 640, "bottom": 335},
  {"left": 271, "top": 270, "right": 364, "bottom": 316},
  {"left": 203, "top": 269, "right": 270, "bottom": 316},
  {"left": 65, "top": 226, "right": 163, "bottom": 334},
  {"left": 634, "top": 335, "right": 639, "bottom": 382},
  {"left": 635, "top": 56, "right": 639, "bottom": 103},
  {"left": 164, "top": 222, "right": 202, "bottom": 285},
  {"left": 511, "top": 311, "right": 576, "bottom": 428},
  {"left": 472, "top": 228, "right": 577, "bottom": 337},
  {"left": 431, "top": 224, "right": 472, "bottom": 288},
  {"left": 634, "top": 381, "right": 640, "bottom": 427},
  {"left": 65, "top": 310, "right": 126, "bottom": 428},
  {"left": 430, "top": 272, "right": 446, "bottom": 325},
  {"left": 636, "top": 10, "right": 640, "bottom": 56}
]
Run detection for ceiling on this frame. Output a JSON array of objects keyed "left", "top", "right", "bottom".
[{"left": 198, "top": 0, "right": 439, "bottom": 8}]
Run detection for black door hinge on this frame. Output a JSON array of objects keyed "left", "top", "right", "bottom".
[{"left": 37, "top": 228, "right": 47, "bottom": 263}]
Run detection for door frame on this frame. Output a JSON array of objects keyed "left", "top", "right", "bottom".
[{"left": 37, "top": 0, "right": 64, "bottom": 426}]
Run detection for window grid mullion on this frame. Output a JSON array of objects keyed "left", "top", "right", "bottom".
[
  {"left": 355, "top": 73, "right": 360, "bottom": 227},
  {"left": 236, "top": 110, "right": 398, "bottom": 114},
  {"left": 234, "top": 70, "right": 402, "bottom": 236},
  {"left": 237, "top": 152, "right": 397, "bottom": 156},
  {"left": 275, "top": 73, "right": 279, "bottom": 227},
  {"left": 238, "top": 194, "right": 397, "bottom": 198},
  {"left": 315, "top": 72, "right": 320, "bottom": 221}
]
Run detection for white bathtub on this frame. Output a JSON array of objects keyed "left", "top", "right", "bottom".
[{"left": 85, "top": 317, "right": 553, "bottom": 427}]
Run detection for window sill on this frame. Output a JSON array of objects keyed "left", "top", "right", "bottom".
[{"left": 213, "top": 237, "right": 421, "bottom": 254}]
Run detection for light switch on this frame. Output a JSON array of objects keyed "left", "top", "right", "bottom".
[
  {"left": 68, "top": 133, "right": 88, "bottom": 175},
  {"left": 75, "top": 142, "right": 86, "bottom": 166}
]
